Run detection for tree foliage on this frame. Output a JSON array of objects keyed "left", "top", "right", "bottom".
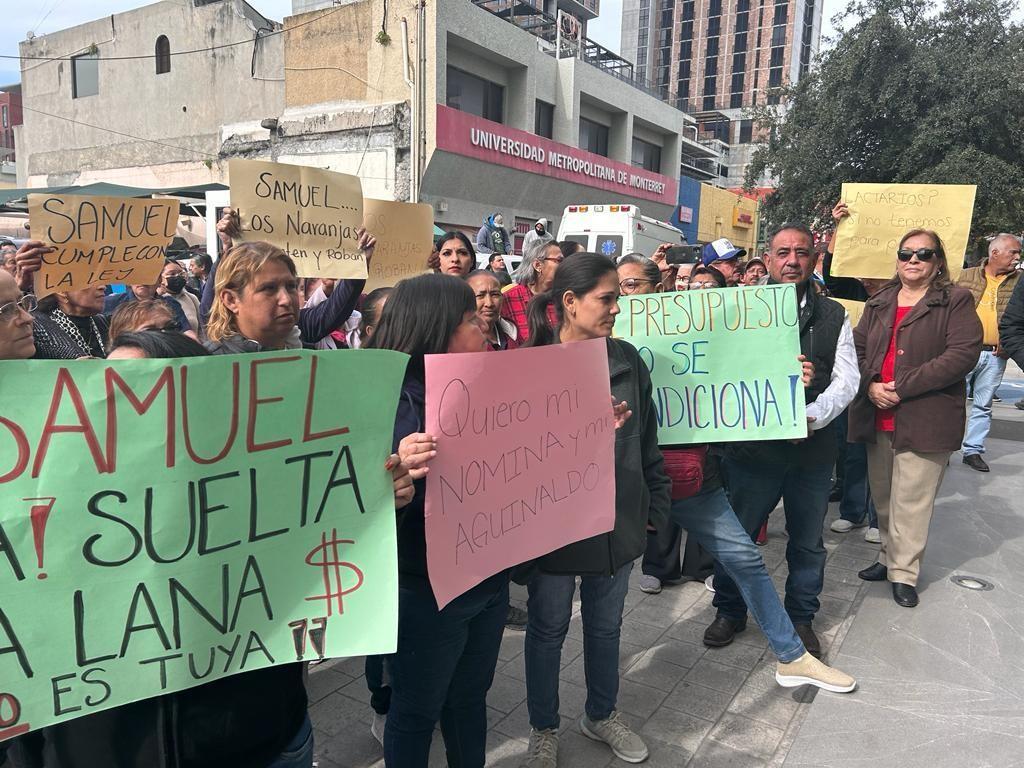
[{"left": 746, "top": 0, "right": 1024, "bottom": 240}]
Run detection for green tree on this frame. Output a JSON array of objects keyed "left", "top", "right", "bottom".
[{"left": 746, "top": 0, "right": 1024, "bottom": 241}]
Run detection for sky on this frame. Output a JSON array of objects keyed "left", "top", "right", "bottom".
[{"left": 0, "top": 0, "right": 877, "bottom": 86}]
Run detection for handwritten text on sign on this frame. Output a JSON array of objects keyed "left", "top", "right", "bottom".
[
  {"left": 0, "top": 350, "right": 405, "bottom": 740},
  {"left": 424, "top": 339, "right": 616, "bottom": 608},
  {"left": 229, "top": 159, "right": 367, "bottom": 279},
  {"left": 831, "top": 183, "right": 977, "bottom": 280},
  {"left": 28, "top": 194, "right": 178, "bottom": 298},
  {"left": 362, "top": 199, "right": 434, "bottom": 291},
  {"left": 614, "top": 284, "right": 807, "bottom": 444}
]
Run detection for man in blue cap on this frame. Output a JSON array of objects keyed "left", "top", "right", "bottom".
[{"left": 702, "top": 238, "right": 747, "bottom": 286}]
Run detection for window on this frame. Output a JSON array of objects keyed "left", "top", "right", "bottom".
[
  {"left": 632, "top": 138, "right": 662, "bottom": 172},
  {"left": 774, "top": 4, "right": 788, "bottom": 25},
  {"left": 155, "top": 35, "right": 170, "bottom": 74},
  {"left": 535, "top": 100, "right": 554, "bottom": 139},
  {"left": 730, "top": 92, "right": 743, "bottom": 108},
  {"left": 709, "top": 0, "right": 722, "bottom": 15},
  {"left": 772, "top": 25, "right": 786, "bottom": 46},
  {"left": 704, "top": 58, "right": 718, "bottom": 76},
  {"left": 733, "top": 51, "right": 746, "bottom": 70},
  {"left": 680, "top": 21, "right": 694, "bottom": 39},
  {"left": 579, "top": 117, "right": 609, "bottom": 157},
  {"left": 72, "top": 52, "right": 99, "bottom": 98},
  {"left": 708, "top": 17, "right": 721, "bottom": 36},
  {"left": 770, "top": 47, "right": 785, "bottom": 67},
  {"left": 595, "top": 235, "right": 624, "bottom": 260},
  {"left": 679, "top": 40, "right": 692, "bottom": 59},
  {"left": 768, "top": 67, "right": 783, "bottom": 87},
  {"left": 446, "top": 66, "right": 504, "bottom": 123},
  {"left": 682, "top": 0, "right": 695, "bottom": 21},
  {"left": 731, "top": 72, "right": 744, "bottom": 94},
  {"left": 1, "top": 106, "right": 7, "bottom": 128},
  {"left": 706, "top": 37, "right": 719, "bottom": 57}
]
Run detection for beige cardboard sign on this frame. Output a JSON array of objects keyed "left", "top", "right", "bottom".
[
  {"left": 28, "top": 194, "right": 178, "bottom": 298},
  {"left": 834, "top": 298, "right": 866, "bottom": 329},
  {"left": 362, "top": 199, "right": 434, "bottom": 291},
  {"left": 832, "top": 183, "right": 976, "bottom": 280},
  {"left": 229, "top": 159, "right": 366, "bottom": 279}
]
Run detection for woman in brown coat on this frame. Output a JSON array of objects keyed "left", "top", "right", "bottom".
[{"left": 849, "top": 229, "right": 982, "bottom": 608}]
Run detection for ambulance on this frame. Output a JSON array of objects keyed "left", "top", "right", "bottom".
[{"left": 555, "top": 204, "right": 685, "bottom": 260}]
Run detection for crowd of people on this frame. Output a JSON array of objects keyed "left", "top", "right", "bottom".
[{"left": 0, "top": 200, "right": 1016, "bottom": 768}]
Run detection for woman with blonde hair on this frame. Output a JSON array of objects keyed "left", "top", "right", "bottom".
[{"left": 849, "top": 229, "right": 982, "bottom": 607}]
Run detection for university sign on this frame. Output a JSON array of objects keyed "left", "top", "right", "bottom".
[{"left": 436, "top": 106, "right": 678, "bottom": 206}]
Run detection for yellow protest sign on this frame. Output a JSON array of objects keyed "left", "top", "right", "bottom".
[
  {"left": 833, "top": 298, "right": 866, "bottom": 328},
  {"left": 362, "top": 199, "right": 434, "bottom": 291},
  {"left": 28, "top": 194, "right": 178, "bottom": 298},
  {"left": 229, "top": 159, "right": 366, "bottom": 279},
  {"left": 831, "top": 183, "right": 976, "bottom": 279}
]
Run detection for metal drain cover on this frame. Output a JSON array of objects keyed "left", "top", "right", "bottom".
[{"left": 950, "top": 574, "right": 995, "bottom": 591}]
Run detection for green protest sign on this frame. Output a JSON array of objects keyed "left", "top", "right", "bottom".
[
  {"left": 0, "top": 349, "right": 406, "bottom": 740},
  {"left": 614, "top": 285, "right": 808, "bottom": 444}
]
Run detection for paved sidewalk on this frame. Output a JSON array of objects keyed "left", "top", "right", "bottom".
[
  {"left": 307, "top": 401, "right": 1024, "bottom": 768},
  {"left": 307, "top": 510, "right": 878, "bottom": 767}
]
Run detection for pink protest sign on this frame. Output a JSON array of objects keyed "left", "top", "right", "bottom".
[{"left": 424, "top": 338, "right": 617, "bottom": 608}]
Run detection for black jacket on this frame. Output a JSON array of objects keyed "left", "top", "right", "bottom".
[
  {"left": 392, "top": 373, "right": 431, "bottom": 584},
  {"left": 537, "top": 338, "right": 671, "bottom": 575},
  {"left": 999, "top": 275, "right": 1024, "bottom": 369}
]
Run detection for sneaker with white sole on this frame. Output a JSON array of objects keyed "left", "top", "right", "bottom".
[
  {"left": 370, "top": 711, "right": 385, "bottom": 746},
  {"left": 580, "top": 711, "right": 649, "bottom": 763},
  {"left": 830, "top": 518, "right": 867, "bottom": 533},
  {"left": 520, "top": 728, "right": 558, "bottom": 768},
  {"left": 776, "top": 652, "right": 857, "bottom": 693},
  {"left": 864, "top": 527, "right": 881, "bottom": 544},
  {"left": 704, "top": 574, "right": 715, "bottom": 593},
  {"left": 638, "top": 574, "right": 662, "bottom": 594}
]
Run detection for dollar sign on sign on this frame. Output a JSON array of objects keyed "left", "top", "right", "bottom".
[{"left": 305, "top": 529, "right": 364, "bottom": 616}]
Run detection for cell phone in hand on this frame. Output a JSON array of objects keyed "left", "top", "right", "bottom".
[{"left": 665, "top": 245, "right": 699, "bottom": 265}]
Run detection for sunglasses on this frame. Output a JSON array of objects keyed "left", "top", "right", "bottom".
[{"left": 897, "top": 248, "right": 937, "bottom": 262}]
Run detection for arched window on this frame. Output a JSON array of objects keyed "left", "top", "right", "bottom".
[{"left": 155, "top": 36, "right": 170, "bottom": 75}]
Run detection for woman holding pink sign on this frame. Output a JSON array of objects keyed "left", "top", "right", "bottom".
[{"left": 521, "top": 252, "right": 672, "bottom": 766}]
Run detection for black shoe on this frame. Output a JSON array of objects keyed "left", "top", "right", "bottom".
[
  {"left": 1015, "top": 399, "right": 1024, "bottom": 411},
  {"left": 793, "top": 622, "right": 821, "bottom": 659},
  {"left": 505, "top": 605, "right": 528, "bottom": 631},
  {"left": 892, "top": 583, "right": 919, "bottom": 608},
  {"left": 829, "top": 485, "right": 843, "bottom": 503},
  {"left": 963, "top": 454, "right": 990, "bottom": 472},
  {"left": 703, "top": 616, "right": 746, "bottom": 647},
  {"left": 858, "top": 562, "right": 888, "bottom": 581}
]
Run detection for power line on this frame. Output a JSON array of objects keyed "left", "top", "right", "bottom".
[
  {"left": 2, "top": 4, "right": 346, "bottom": 63},
  {"left": 21, "top": 104, "right": 217, "bottom": 158}
]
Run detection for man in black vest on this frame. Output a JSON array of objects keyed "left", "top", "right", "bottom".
[{"left": 703, "top": 223, "right": 860, "bottom": 658}]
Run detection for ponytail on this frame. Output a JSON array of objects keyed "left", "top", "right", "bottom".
[{"left": 526, "top": 291, "right": 558, "bottom": 347}]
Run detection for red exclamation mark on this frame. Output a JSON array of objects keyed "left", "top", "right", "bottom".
[{"left": 24, "top": 497, "right": 56, "bottom": 580}]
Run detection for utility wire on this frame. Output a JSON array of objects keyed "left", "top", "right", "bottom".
[{"left": 2, "top": 4, "right": 346, "bottom": 62}]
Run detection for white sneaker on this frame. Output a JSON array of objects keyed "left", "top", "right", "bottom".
[
  {"left": 638, "top": 574, "right": 662, "bottom": 594},
  {"left": 704, "top": 574, "right": 715, "bottom": 593},
  {"left": 776, "top": 652, "right": 857, "bottom": 693},
  {"left": 580, "top": 711, "right": 649, "bottom": 763},
  {"left": 864, "top": 527, "right": 881, "bottom": 544},
  {"left": 830, "top": 518, "right": 867, "bottom": 533},
  {"left": 370, "top": 711, "right": 385, "bottom": 746},
  {"left": 521, "top": 728, "right": 559, "bottom": 768}
]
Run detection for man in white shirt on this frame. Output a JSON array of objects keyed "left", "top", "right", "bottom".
[{"left": 703, "top": 224, "right": 859, "bottom": 659}]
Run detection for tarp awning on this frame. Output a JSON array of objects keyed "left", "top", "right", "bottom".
[{"left": 0, "top": 182, "right": 229, "bottom": 213}]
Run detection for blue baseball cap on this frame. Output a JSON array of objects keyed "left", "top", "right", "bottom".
[{"left": 702, "top": 238, "right": 747, "bottom": 267}]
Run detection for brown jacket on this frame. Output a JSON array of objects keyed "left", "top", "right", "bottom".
[
  {"left": 848, "top": 280, "right": 982, "bottom": 452},
  {"left": 956, "top": 260, "right": 1021, "bottom": 324}
]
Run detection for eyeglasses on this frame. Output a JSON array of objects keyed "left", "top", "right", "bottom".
[
  {"left": 897, "top": 248, "right": 937, "bottom": 262},
  {"left": 0, "top": 294, "right": 36, "bottom": 322},
  {"left": 544, "top": 256, "right": 564, "bottom": 264},
  {"left": 619, "top": 278, "right": 656, "bottom": 292}
]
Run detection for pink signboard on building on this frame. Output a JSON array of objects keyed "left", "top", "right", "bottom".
[{"left": 435, "top": 106, "right": 678, "bottom": 206}]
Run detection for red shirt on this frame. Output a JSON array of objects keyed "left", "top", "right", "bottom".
[
  {"left": 500, "top": 283, "right": 556, "bottom": 343},
  {"left": 875, "top": 305, "right": 913, "bottom": 432}
]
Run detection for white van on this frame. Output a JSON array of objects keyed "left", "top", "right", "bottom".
[{"left": 555, "top": 204, "right": 685, "bottom": 260}]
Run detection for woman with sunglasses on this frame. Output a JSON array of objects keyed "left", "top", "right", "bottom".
[{"left": 847, "top": 229, "right": 981, "bottom": 608}]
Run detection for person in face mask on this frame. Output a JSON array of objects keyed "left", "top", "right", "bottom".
[
  {"left": 159, "top": 259, "right": 202, "bottom": 336},
  {"left": 523, "top": 218, "right": 554, "bottom": 256}
]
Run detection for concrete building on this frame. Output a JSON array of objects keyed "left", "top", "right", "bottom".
[
  {"left": 623, "top": 0, "right": 822, "bottom": 187},
  {"left": 16, "top": 0, "right": 284, "bottom": 188},
  {"left": 0, "top": 85, "right": 22, "bottom": 187},
  {"left": 276, "top": 0, "right": 707, "bottom": 239}
]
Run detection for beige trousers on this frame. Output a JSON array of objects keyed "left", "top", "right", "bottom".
[{"left": 865, "top": 431, "right": 950, "bottom": 586}]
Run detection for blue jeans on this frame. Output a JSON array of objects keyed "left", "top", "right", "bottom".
[
  {"left": 836, "top": 410, "right": 878, "bottom": 527},
  {"left": 963, "top": 350, "right": 1006, "bottom": 456},
  {"left": 715, "top": 459, "right": 832, "bottom": 625},
  {"left": 265, "top": 715, "right": 314, "bottom": 768},
  {"left": 525, "top": 562, "right": 632, "bottom": 730},
  {"left": 671, "top": 488, "right": 804, "bottom": 662},
  {"left": 384, "top": 576, "right": 509, "bottom": 768}
]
